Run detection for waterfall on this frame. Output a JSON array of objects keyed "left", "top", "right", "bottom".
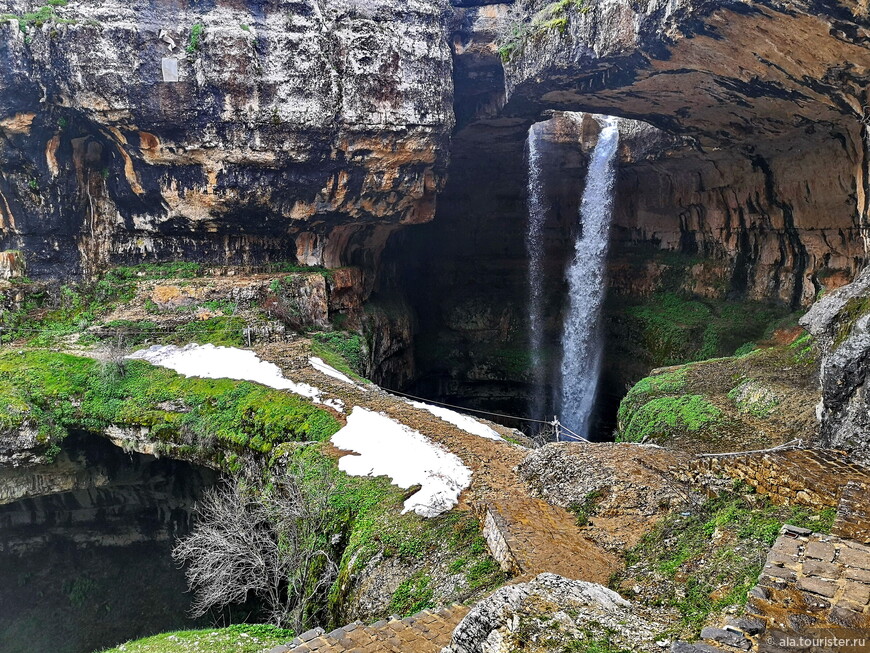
[
  {"left": 559, "top": 116, "right": 620, "bottom": 439},
  {"left": 526, "top": 122, "right": 549, "bottom": 422}
]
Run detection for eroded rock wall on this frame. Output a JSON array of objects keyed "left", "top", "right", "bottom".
[{"left": 0, "top": 0, "right": 454, "bottom": 278}]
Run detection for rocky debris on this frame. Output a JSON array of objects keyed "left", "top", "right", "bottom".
[
  {"left": 671, "top": 643, "right": 726, "bottom": 653},
  {"left": 442, "top": 572, "right": 666, "bottom": 653},
  {"left": 801, "top": 267, "right": 870, "bottom": 462},
  {"left": 517, "top": 442, "right": 693, "bottom": 550}
]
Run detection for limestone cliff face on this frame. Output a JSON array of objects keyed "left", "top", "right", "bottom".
[
  {"left": 489, "top": 0, "right": 870, "bottom": 306},
  {"left": 390, "top": 0, "right": 870, "bottom": 422},
  {"left": 801, "top": 267, "right": 870, "bottom": 463},
  {"left": 0, "top": 0, "right": 453, "bottom": 278}
]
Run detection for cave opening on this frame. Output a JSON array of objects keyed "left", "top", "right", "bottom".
[{"left": 0, "top": 431, "right": 219, "bottom": 653}]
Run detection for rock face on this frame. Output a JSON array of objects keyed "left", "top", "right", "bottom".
[
  {"left": 441, "top": 572, "right": 665, "bottom": 653},
  {"left": 502, "top": 0, "right": 870, "bottom": 306},
  {"left": 386, "top": 0, "right": 870, "bottom": 426},
  {"left": 0, "top": 0, "right": 453, "bottom": 278},
  {"left": 801, "top": 267, "right": 870, "bottom": 462}
]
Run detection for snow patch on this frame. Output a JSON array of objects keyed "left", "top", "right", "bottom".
[
  {"left": 331, "top": 407, "right": 472, "bottom": 517},
  {"left": 309, "top": 356, "right": 355, "bottom": 385},
  {"left": 127, "top": 344, "right": 329, "bottom": 404},
  {"left": 408, "top": 400, "right": 502, "bottom": 441}
]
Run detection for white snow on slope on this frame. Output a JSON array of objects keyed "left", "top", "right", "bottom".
[
  {"left": 408, "top": 400, "right": 502, "bottom": 441},
  {"left": 331, "top": 407, "right": 472, "bottom": 517},
  {"left": 309, "top": 356, "right": 356, "bottom": 385},
  {"left": 128, "top": 344, "right": 339, "bottom": 408}
]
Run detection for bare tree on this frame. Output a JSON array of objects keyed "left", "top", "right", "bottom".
[{"left": 173, "top": 466, "right": 338, "bottom": 630}]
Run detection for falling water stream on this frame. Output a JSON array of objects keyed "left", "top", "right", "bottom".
[
  {"left": 526, "top": 122, "right": 549, "bottom": 422},
  {"left": 558, "top": 116, "right": 620, "bottom": 439}
]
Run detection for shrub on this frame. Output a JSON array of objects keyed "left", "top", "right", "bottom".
[{"left": 187, "top": 23, "right": 203, "bottom": 53}]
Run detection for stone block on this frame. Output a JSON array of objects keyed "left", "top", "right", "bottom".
[
  {"left": 796, "top": 577, "right": 837, "bottom": 597},
  {"left": 829, "top": 605, "right": 870, "bottom": 628},
  {"left": 802, "top": 560, "right": 840, "bottom": 579},
  {"left": 839, "top": 546, "right": 870, "bottom": 570},
  {"left": 805, "top": 541, "right": 836, "bottom": 562},
  {"left": 841, "top": 581, "right": 870, "bottom": 605},
  {"left": 700, "top": 627, "right": 751, "bottom": 649},
  {"left": 763, "top": 564, "right": 796, "bottom": 581},
  {"left": 844, "top": 567, "right": 870, "bottom": 583},
  {"left": 727, "top": 616, "right": 766, "bottom": 635}
]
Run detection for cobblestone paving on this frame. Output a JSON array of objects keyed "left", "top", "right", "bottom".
[
  {"left": 672, "top": 525, "right": 870, "bottom": 652},
  {"left": 749, "top": 527, "right": 870, "bottom": 631}
]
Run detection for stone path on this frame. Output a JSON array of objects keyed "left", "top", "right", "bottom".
[
  {"left": 275, "top": 605, "right": 469, "bottom": 653},
  {"left": 259, "top": 340, "right": 619, "bottom": 585},
  {"left": 250, "top": 340, "right": 623, "bottom": 650},
  {"left": 673, "top": 525, "right": 870, "bottom": 653}
]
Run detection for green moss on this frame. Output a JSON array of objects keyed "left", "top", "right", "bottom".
[
  {"left": 618, "top": 394, "right": 723, "bottom": 444},
  {"left": 615, "top": 291, "right": 791, "bottom": 368},
  {"left": 0, "top": 350, "right": 340, "bottom": 458},
  {"left": 619, "top": 488, "right": 836, "bottom": 636},
  {"left": 99, "top": 624, "right": 296, "bottom": 653},
  {"left": 616, "top": 368, "right": 687, "bottom": 426},
  {"left": 496, "top": 0, "right": 588, "bottom": 62},
  {"left": 834, "top": 295, "right": 870, "bottom": 346}
]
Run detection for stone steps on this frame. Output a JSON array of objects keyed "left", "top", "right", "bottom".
[
  {"left": 480, "top": 497, "right": 618, "bottom": 583},
  {"left": 275, "top": 604, "right": 469, "bottom": 653}
]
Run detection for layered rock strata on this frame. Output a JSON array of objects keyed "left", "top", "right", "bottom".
[{"left": 0, "top": 0, "right": 453, "bottom": 278}]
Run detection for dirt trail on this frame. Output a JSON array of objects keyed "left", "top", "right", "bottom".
[{"left": 259, "top": 341, "right": 619, "bottom": 584}]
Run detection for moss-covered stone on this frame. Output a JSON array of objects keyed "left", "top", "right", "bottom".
[
  {"left": 618, "top": 394, "right": 724, "bottom": 444},
  {"left": 615, "top": 338, "right": 820, "bottom": 453}
]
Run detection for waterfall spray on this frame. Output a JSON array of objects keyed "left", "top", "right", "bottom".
[
  {"left": 559, "top": 116, "right": 620, "bottom": 439},
  {"left": 526, "top": 122, "right": 549, "bottom": 422}
]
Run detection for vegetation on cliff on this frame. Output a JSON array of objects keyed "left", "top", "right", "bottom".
[
  {"left": 615, "top": 327, "right": 820, "bottom": 452},
  {"left": 613, "top": 483, "right": 836, "bottom": 639}
]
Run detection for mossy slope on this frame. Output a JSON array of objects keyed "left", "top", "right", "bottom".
[{"left": 616, "top": 335, "right": 820, "bottom": 453}]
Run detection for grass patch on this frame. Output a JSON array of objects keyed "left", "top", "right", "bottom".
[
  {"left": 99, "top": 624, "right": 296, "bottom": 653},
  {"left": 311, "top": 331, "right": 366, "bottom": 381},
  {"left": 0, "top": 350, "right": 341, "bottom": 461},
  {"left": 618, "top": 394, "right": 723, "bottom": 444},
  {"left": 388, "top": 574, "right": 434, "bottom": 616},
  {"left": 280, "top": 446, "right": 507, "bottom": 624},
  {"left": 568, "top": 490, "right": 604, "bottom": 526},
  {"left": 618, "top": 486, "right": 836, "bottom": 636}
]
